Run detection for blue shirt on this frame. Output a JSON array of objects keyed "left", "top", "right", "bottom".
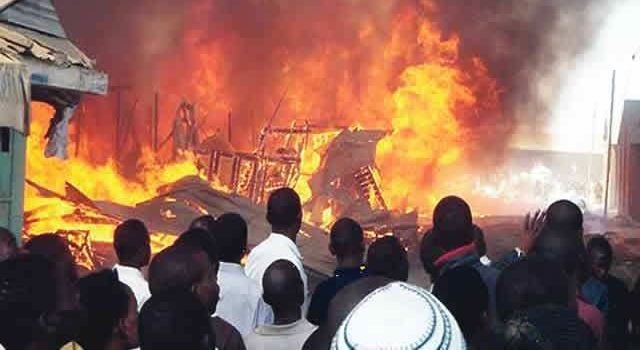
[{"left": 307, "top": 266, "right": 366, "bottom": 326}]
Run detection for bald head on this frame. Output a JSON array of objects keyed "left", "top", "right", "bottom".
[
  {"left": 263, "top": 259, "right": 304, "bottom": 312},
  {"left": 546, "top": 200, "right": 583, "bottom": 234}
]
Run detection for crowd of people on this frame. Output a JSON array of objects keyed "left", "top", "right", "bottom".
[{"left": 1, "top": 187, "right": 640, "bottom": 349}]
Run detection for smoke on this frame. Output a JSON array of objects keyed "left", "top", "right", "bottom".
[
  {"left": 53, "top": 0, "right": 616, "bottom": 172},
  {"left": 431, "top": 0, "right": 612, "bottom": 120}
]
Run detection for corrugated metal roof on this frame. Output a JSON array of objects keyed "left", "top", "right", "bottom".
[
  {"left": 0, "top": 22, "right": 92, "bottom": 69},
  {"left": 0, "top": 0, "right": 66, "bottom": 38}
]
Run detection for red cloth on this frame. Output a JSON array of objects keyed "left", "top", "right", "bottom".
[
  {"left": 434, "top": 243, "right": 476, "bottom": 268},
  {"left": 577, "top": 297, "right": 605, "bottom": 343}
]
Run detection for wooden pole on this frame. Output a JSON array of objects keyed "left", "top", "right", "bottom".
[
  {"left": 228, "top": 111, "right": 232, "bottom": 145},
  {"left": 116, "top": 90, "right": 123, "bottom": 157},
  {"left": 604, "top": 70, "right": 616, "bottom": 218},
  {"left": 152, "top": 92, "right": 159, "bottom": 152}
]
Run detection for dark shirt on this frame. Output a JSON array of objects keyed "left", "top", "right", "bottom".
[
  {"left": 581, "top": 277, "right": 609, "bottom": 313},
  {"left": 307, "top": 266, "right": 366, "bottom": 326},
  {"left": 603, "top": 275, "right": 630, "bottom": 349},
  {"left": 492, "top": 249, "right": 524, "bottom": 271},
  {"left": 212, "top": 316, "right": 246, "bottom": 350},
  {"left": 440, "top": 253, "right": 499, "bottom": 324}
]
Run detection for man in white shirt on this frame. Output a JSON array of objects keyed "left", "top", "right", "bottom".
[
  {"left": 245, "top": 188, "right": 309, "bottom": 311},
  {"left": 214, "top": 213, "right": 270, "bottom": 335},
  {"left": 113, "top": 219, "right": 152, "bottom": 311},
  {"left": 244, "top": 260, "right": 317, "bottom": 350}
]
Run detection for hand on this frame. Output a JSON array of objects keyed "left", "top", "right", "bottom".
[{"left": 522, "top": 209, "right": 546, "bottom": 253}]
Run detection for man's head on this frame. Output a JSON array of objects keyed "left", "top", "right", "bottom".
[
  {"left": 420, "top": 197, "right": 476, "bottom": 277},
  {"left": 214, "top": 213, "right": 248, "bottom": 264},
  {"left": 139, "top": 291, "right": 215, "bottom": 350},
  {"left": 586, "top": 235, "right": 613, "bottom": 280},
  {"left": 114, "top": 219, "right": 151, "bottom": 268},
  {"left": 0, "top": 227, "right": 17, "bottom": 262},
  {"left": 433, "top": 266, "right": 488, "bottom": 340},
  {"left": 148, "top": 244, "right": 219, "bottom": 315},
  {"left": 174, "top": 228, "right": 219, "bottom": 265},
  {"left": 77, "top": 270, "right": 138, "bottom": 349},
  {"left": 0, "top": 254, "right": 58, "bottom": 349},
  {"left": 189, "top": 215, "right": 217, "bottom": 233},
  {"left": 366, "top": 236, "right": 409, "bottom": 282},
  {"left": 545, "top": 200, "right": 583, "bottom": 235},
  {"left": 266, "top": 188, "right": 302, "bottom": 239},
  {"left": 528, "top": 226, "right": 584, "bottom": 280},
  {"left": 329, "top": 218, "right": 365, "bottom": 264},
  {"left": 432, "top": 196, "right": 475, "bottom": 251},
  {"left": 24, "top": 233, "right": 78, "bottom": 284},
  {"left": 496, "top": 256, "right": 570, "bottom": 322},
  {"left": 262, "top": 259, "right": 304, "bottom": 316}
]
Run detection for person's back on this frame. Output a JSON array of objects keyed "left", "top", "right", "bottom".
[
  {"left": 113, "top": 219, "right": 152, "bottom": 311},
  {"left": 245, "top": 188, "right": 309, "bottom": 311},
  {"left": 244, "top": 260, "right": 317, "bottom": 350},
  {"left": 308, "top": 218, "right": 367, "bottom": 326},
  {"left": 214, "top": 213, "right": 266, "bottom": 335},
  {"left": 433, "top": 265, "right": 489, "bottom": 347}
]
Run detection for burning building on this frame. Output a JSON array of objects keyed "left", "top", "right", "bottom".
[{"left": 0, "top": 0, "right": 107, "bottom": 241}]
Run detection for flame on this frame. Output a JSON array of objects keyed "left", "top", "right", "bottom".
[
  {"left": 25, "top": 102, "right": 198, "bottom": 248},
  {"left": 25, "top": 0, "right": 505, "bottom": 250}
]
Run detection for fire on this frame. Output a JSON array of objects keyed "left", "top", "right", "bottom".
[
  {"left": 25, "top": 102, "right": 197, "bottom": 247},
  {"left": 24, "top": 0, "right": 505, "bottom": 248}
]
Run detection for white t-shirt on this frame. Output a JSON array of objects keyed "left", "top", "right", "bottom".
[
  {"left": 243, "top": 318, "right": 317, "bottom": 350},
  {"left": 244, "top": 233, "right": 309, "bottom": 313},
  {"left": 113, "top": 264, "right": 151, "bottom": 311},
  {"left": 217, "top": 262, "right": 272, "bottom": 335}
]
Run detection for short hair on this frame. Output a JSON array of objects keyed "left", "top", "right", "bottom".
[
  {"left": 114, "top": 219, "right": 150, "bottom": 263},
  {"left": 266, "top": 188, "right": 302, "bottom": 228},
  {"left": 189, "top": 215, "right": 216, "bottom": 233},
  {"left": 430, "top": 196, "right": 474, "bottom": 251},
  {"left": 214, "top": 213, "right": 248, "bottom": 263},
  {"left": 139, "top": 291, "right": 214, "bottom": 350},
  {"left": 148, "top": 244, "right": 208, "bottom": 296},
  {"left": 77, "top": 270, "right": 132, "bottom": 349},
  {"left": 529, "top": 226, "right": 584, "bottom": 276},
  {"left": 262, "top": 259, "right": 304, "bottom": 310},
  {"left": 545, "top": 200, "right": 583, "bottom": 233},
  {"left": 330, "top": 218, "right": 364, "bottom": 258},
  {"left": 174, "top": 228, "right": 219, "bottom": 265},
  {"left": 0, "top": 254, "right": 58, "bottom": 349},
  {"left": 503, "top": 305, "right": 597, "bottom": 350},
  {"left": 496, "top": 256, "right": 570, "bottom": 322},
  {"left": 366, "top": 236, "right": 408, "bottom": 282},
  {"left": 586, "top": 236, "right": 613, "bottom": 267},
  {"left": 433, "top": 266, "right": 488, "bottom": 339},
  {"left": 24, "top": 233, "right": 77, "bottom": 282}
]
